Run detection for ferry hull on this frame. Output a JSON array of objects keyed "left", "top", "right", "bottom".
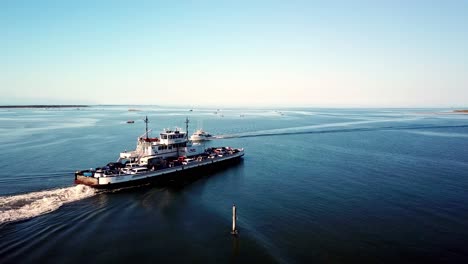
[{"left": 75, "top": 154, "right": 243, "bottom": 189}]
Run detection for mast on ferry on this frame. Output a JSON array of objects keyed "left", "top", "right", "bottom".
[
  {"left": 185, "top": 117, "right": 189, "bottom": 140},
  {"left": 144, "top": 116, "right": 149, "bottom": 139}
]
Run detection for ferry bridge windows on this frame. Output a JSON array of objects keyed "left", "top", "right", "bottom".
[
  {"left": 155, "top": 143, "right": 186, "bottom": 151},
  {"left": 157, "top": 145, "right": 169, "bottom": 151},
  {"left": 172, "top": 142, "right": 187, "bottom": 148},
  {"left": 161, "top": 134, "right": 185, "bottom": 140}
]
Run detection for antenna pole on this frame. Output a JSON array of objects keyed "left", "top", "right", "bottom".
[
  {"left": 144, "top": 116, "right": 149, "bottom": 139},
  {"left": 185, "top": 117, "right": 189, "bottom": 140}
]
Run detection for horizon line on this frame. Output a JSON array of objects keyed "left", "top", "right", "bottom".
[{"left": 0, "top": 104, "right": 466, "bottom": 110}]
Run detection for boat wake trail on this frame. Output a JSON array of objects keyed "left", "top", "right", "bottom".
[
  {"left": 217, "top": 124, "right": 468, "bottom": 140},
  {"left": 0, "top": 185, "right": 96, "bottom": 224}
]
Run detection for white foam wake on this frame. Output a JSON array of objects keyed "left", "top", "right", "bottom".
[
  {"left": 0, "top": 185, "right": 96, "bottom": 224},
  {"left": 406, "top": 130, "right": 468, "bottom": 138}
]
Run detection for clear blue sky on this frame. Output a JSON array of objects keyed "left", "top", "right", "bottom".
[{"left": 1, "top": 0, "right": 467, "bottom": 107}]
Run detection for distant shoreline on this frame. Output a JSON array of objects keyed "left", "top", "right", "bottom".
[
  {"left": 0, "top": 105, "right": 89, "bottom": 109},
  {"left": 454, "top": 110, "right": 468, "bottom": 113}
]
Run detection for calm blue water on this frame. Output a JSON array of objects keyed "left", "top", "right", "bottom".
[{"left": 1, "top": 107, "right": 468, "bottom": 263}]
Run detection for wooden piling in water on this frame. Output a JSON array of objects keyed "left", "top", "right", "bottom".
[{"left": 231, "top": 204, "right": 238, "bottom": 235}]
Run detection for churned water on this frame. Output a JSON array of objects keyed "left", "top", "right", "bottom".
[{"left": 1, "top": 107, "right": 468, "bottom": 263}]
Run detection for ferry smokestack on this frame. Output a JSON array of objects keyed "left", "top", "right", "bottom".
[{"left": 231, "top": 204, "right": 239, "bottom": 235}]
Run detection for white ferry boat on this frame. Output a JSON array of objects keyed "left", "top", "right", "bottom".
[
  {"left": 190, "top": 129, "right": 214, "bottom": 142},
  {"left": 75, "top": 117, "right": 244, "bottom": 188}
]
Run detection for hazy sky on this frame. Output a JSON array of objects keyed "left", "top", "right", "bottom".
[{"left": 1, "top": 0, "right": 467, "bottom": 107}]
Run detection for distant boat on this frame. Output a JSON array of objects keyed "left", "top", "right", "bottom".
[
  {"left": 127, "top": 120, "right": 135, "bottom": 124},
  {"left": 190, "top": 129, "right": 214, "bottom": 142}
]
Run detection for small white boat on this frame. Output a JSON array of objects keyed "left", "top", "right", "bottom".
[{"left": 190, "top": 129, "right": 214, "bottom": 142}]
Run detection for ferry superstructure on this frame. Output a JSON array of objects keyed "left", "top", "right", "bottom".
[{"left": 75, "top": 117, "right": 244, "bottom": 188}]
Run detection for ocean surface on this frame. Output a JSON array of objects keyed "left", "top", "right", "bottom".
[{"left": 1, "top": 106, "right": 468, "bottom": 263}]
